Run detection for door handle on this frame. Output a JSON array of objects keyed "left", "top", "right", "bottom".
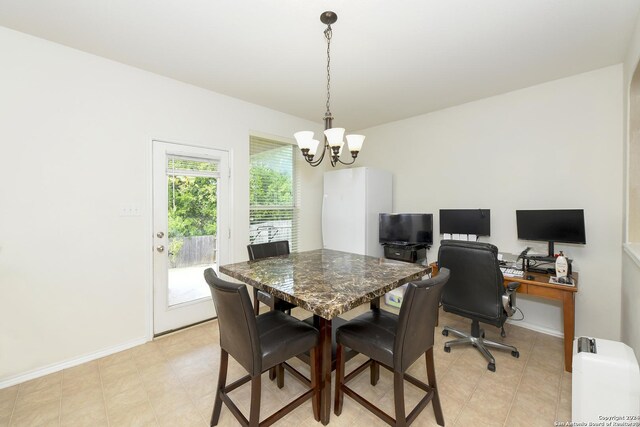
[
  {"left": 156, "top": 231, "right": 165, "bottom": 238},
  {"left": 156, "top": 245, "right": 165, "bottom": 253}
]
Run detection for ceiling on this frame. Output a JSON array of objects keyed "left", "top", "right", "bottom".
[{"left": 1, "top": 0, "right": 639, "bottom": 130}]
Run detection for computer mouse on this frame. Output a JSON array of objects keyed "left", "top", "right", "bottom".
[{"left": 526, "top": 275, "right": 535, "bottom": 280}]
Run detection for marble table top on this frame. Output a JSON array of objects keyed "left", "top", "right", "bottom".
[{"left": 220, "top": 249, "right": 430, "bottom": 319}]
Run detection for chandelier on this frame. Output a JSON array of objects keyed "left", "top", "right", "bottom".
[{"left": 294, "top": 11, "right": 364, "bottom": 167}]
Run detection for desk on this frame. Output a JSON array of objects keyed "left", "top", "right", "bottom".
[
  {"left": 220, "top": 249, "right": 429, "bottom": 425},
  {"left": 431, "top": 263, "right": 578, "bottom": 372}
]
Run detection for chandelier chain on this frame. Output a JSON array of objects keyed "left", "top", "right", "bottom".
[{"left": 325, "top": 26, "right": 332, "bottom": 117}]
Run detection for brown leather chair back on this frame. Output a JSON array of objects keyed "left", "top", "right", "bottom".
[
  {"left": 394, "top": 268, "right": 450, "bottom": 372},
  {"left": 247, "top": 240, "right": 290, "bottom": 260},
  {"left": 204, "top": 268, "right": 262, "bottom": 376}
]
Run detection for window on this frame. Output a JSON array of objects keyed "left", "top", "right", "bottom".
[{"left": 249, "top": 136, "right": 298, "bottom": 251}]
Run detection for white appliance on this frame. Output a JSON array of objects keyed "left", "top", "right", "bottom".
[
  {"left": 322, "top": 167, "right": 392, "bottom": 257},
  {"left": 572, "top": 337, "right": 640, "bottom": 423}
]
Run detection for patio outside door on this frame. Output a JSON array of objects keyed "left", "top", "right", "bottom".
[{"left": 152, "top": 140, "right": 230, "bottom": 334}]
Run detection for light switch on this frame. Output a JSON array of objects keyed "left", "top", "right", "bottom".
[{"left": 119, "top": 204, "right": 141, "bottom": 216}]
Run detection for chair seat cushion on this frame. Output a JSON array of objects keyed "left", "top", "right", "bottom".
[
  {"left": 257, "top": 311, "right": 318, "bottom": 371},
  {"left": 336, "top": 309, "right": 398, "bottom": 368},
  {"left": 257, "top": 290, "right": 297, "bottom": 311}
]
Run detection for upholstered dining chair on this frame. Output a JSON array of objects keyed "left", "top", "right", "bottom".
[
  {"left": 334, "top": 269, "right": 450, "bottom": 427},
  {"left": 204, "top": 268, "right": 320, "bottom": 426},
  {"left": 247, "top": 240, "right": 296, "bottom": 316},
  {"left": 248, "top": 241, "right": 362, "bottom": 390}
]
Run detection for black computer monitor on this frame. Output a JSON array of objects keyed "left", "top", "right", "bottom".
[
  {"left": 439, "top": 209, "right": 491, "bottom": 236},
  {"left": 516, "top": 209, "right": 586, "bottom": 257},
  {"left": 379, "top": 213, "right": 433, "bottom": 246}
]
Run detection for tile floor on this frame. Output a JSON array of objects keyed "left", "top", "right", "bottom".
[{"left": 0, "top": 305, "right": 571, "bottom": 426}]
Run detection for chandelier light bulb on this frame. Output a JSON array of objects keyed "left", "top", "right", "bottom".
[
  {"left": 324, "top": 127, "right": 345, "bottom": 148},
  {"left": 346, "top": 134, "right": 365, "bottom": 153},
  {"left": 294, "top": 131, "right": 314, "bottom": 150},
  {"left": 308, "top": 139, "right": 320, "bottom": 157}
]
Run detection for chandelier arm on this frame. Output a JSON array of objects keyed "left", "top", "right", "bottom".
[
  {"left": 305, "top": 142, "right": 329, "bottom": 167},
  {"left": 336, "top": 156, "right": 357, "bottom": 166}
]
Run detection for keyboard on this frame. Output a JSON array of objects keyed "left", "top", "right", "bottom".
[{"left": 500, "top": 267, "right": 523, "bottom": 278}]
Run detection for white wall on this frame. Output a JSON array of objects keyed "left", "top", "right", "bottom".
[
  {"left": 0, "top": 26, "right": 324, "bottom": 384},
  {"left": 622, "top": 247, "right": 640, "bottom": 360},
  {"left": 622, "top": 13, "right": 640, "bottom": 361},
  {"left": 356, "top": 65, "right": 623, "bottom": 339}
]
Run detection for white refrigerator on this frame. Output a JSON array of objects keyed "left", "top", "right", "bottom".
[{"left": 322, "top": 167, "right": 392, "bottom": 257}]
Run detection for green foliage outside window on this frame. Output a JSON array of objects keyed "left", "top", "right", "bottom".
[
  {"left": 168, "top": 175, "right": 218, "bottom": 238},
  {"left": 249, "top": 163, "right": 293, "bottom": 222}
]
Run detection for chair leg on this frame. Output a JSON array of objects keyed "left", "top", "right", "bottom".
[
  {"left": 310, "top": 345, "right": 320, "bottom": 422},
  {"left": 253, "top": 288, "right": 260, "bottom": 316},
  {"left": 268, "top": 367, "right": 276, "bottom": 381},
  {"left": 249, "top": 375, "right": 261, "bottom": 427},
  {"left": 426, "top": 348, "right": 444, "bottom": 426},
  {"left": 334, "top": 343, "right": 345, "bottom": 416},
  {"left": 393, "top": 370, "right": 406, "bottom": 427},
  {"left": 370, "top": 361, "right": 380, "bottom": 386},
  {"left": 276, "top": 363, "right": 285, "bottom": 389},
  {"left": 211, "top": 350, "right": 228, "bottom": 427}
]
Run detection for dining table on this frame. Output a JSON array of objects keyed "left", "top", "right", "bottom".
[{"left": 219, "top": 248, "right": 430, "bottom": 425}]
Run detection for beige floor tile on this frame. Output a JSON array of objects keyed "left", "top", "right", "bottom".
[
  {"left": 60, "top": 399, "right": 108, "bottom": 427},
  {"left": 108, "top": 401, "right": 157, "bottom": 427},
  {"left": 519, "top": 362, "right": 562, "bottom": 397},
  {"left": 104, "top": 383, "right": 150, "bottom": 415},
  {"left": 137, "top": 362, "right": 178, "bottom": 384},
  {"left": 143, "top": 374, "right": 186, "bottom": 400},
  {"left": 61, "top": 370, "right": 102, "bottom": 395},
  {"left": 61, "top": 386, "right": 104, "bottom": 415},
  {"left": 0, "top": 386, "right": 18, "bottom": 421},
  {"left": 18, "top": 372, "right": 62, "bottom": 395},
  {"left": 148, "top": 388, "right": 205, "bottom": 426},
  {"left": 456, "top": 382, "right": 513, "bottom": 426},
  {"left": 1, "top": 311, "right": 570, "bottom": 427},
  {"left": 102, "top": 372, "right": 145, "bottom": 401},
  {"left": 100, "top": 361, "right": 139, "bottom": 386},
  {"left": 507, "top": 380, "right": 559, "bottom": 427},
  {"left": 193, "top": 392, "right": 215, "bottom": 423},
  {"left": 9, "top": 399, "right": 60, "bottom": 427},
  {"left": 14, "top": 378, "right": 61, "bottom": 408},
  {"left": 147, "top": 386, "right": 192, "bottom": 413},
  {"left": 506, "top": 399, "right": 558, "bottom": 427},
  {"left": 556, "top": 372, "right": 572, "bottom": 421},
  {"left": 62, "top": 361, "right": 99, "bottom": 381},
  {"left": 155, "top": 406, "right": 206, "bottom": 427},
  {"left": 97, "top": 350, "right": 132, "bottom": 369}
]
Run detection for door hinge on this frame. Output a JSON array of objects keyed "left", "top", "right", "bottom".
[
  {"left": 228, "top": 228, "right": 231, "bottom": 239},
  {"left": 228, "top": 168, "right": 231, "bottom": 178}
]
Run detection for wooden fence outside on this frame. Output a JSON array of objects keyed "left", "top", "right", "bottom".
[{"left": 169, "top": 235, "right": 217, "bottom": 268}]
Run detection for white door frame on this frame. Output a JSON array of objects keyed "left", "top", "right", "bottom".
[{"left": 151, "top": 139, "right": 231, "bottom": 335}]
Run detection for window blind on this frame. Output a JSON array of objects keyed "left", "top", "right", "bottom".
[{"left": 249, "top": 136, "right": 298, "bottom": 252}]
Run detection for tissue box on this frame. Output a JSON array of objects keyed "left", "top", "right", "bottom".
[{"left": 384, "top": 284, "right": 408, "bottom": 308}]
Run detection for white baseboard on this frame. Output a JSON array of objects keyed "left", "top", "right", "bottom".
[
  {"left": 0, "top": 336, "right": 148, "bottom": 390},
  {"left": 507, "top": 318, "right": 564, "bottom": 338}
]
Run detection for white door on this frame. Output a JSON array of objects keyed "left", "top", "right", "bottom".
[{"left": 152, "top": 140, "right": 230, "bottom": 334}]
